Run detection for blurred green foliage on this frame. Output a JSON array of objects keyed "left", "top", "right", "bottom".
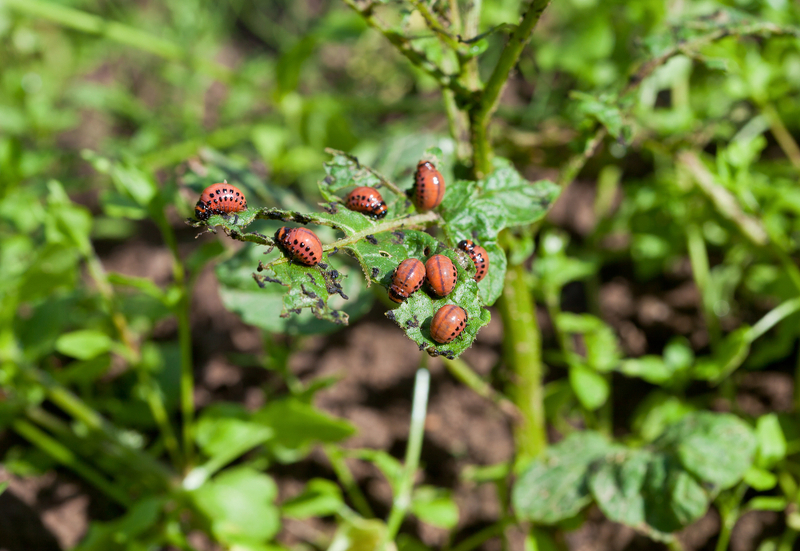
[{"left": 3, "top": 0, "right": 800, "bottom": 549}]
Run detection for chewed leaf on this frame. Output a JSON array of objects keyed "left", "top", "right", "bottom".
[
  {"left": 192, "top": 151, "right": 558, "bottom": 357},
  {"left": 385, "top": 248, "right": 491, "bottom": 358},
  {"left": 265, "top": 259, "right": 350, "bottom": 325}
]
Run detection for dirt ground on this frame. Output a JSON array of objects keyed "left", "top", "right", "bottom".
[{"left": 0, "top": 179, "right": 794, "bottom": 551}]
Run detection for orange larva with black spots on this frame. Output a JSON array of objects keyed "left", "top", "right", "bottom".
[
  {"left": 345, "top": 186, "right": 388, "bottom": 219},
  {"left": 458, "top": 240, "right": 489, "bottom": 282},
  {"left": 431, "top": 305, "right": 468, "bottom": 344},
  {"left": 425, "top": 254, "right": 457, "bottom": 297},
  {"left": 412, "top": 161, "right": 445, "bottom": 211},
  {"left": 275, "top": 227, "right": 323, "bottom": 266},
  {"left": 195, "top": 183, "right": 247, "bottom": 220},
  {"left": 389, "top": 258, "right": 426, "bottom": 303}
]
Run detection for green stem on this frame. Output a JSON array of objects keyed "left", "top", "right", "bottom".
[
  {"left": 497, "top": 264, "right": 547, "bottom": 463},
  {"left": 685, "top": 223, "right": 721, "bottom": 351},
  {"left": 451, "top": 519, "right": 512, "bottom": 551},
  {"left": 383, "top": 368, "right": 431, "bottom": 546},
  {"left": 341, "top": 0, "right": 471, "bottom": 99},
  {"left": 251, "top": 210, "right": 442, "bottom": 269},
  {"left": 85, "top": 251, "right": 182, "bottom": 468},
  {"left": 324, "top": 444, "right": 376, "bottom": 518},
  {"left": 13, "top": 419, "right": 131, "bottom": 506},
  {"left": 414, "top": 0, "right": 462, "bottom": 51},
  {"left": 714, "top": 483, "right": 747, "bottom": 551},
  {"left": 443, "top": 358, "right": 521, "bottom": 419},
  {"left": 557, "top": 128, "right": 608, "bottom": 188},
  {"left": 761, "top": 103, "right": 800, "bottom": 170},
  {"left": 152, "top": 205, "right": 194, "bottom": 470},
  {"left": 470, "top": 0, "right": 551, "bottom": 177},
  {"left": 1, "top": 0, "right": 233, "bottom": 83},
  {"left": 443, "top": 89, "right": 471, "bottom": 161},
  {"left": 749, "top": 297, "right": 800, "bottom": 342}
]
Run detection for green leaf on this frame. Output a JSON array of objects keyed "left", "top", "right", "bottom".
[
  {"left": 282, "top": 478, "right": 345, "bottom": 519},
  {"left": 349, "top": 449, "right": 404, "bottom": 494},
  {"left": 588, "top": 448, "right": 650, "bottom": 528},
  {"left": 659, "top": 412, "right": 756, "bottom": 489},
  {"left": 87, "top": 153, "right": 158, "bottom": 207},
  {"left": 75, "top": 497, "right": 165, "bottom": 551},
  {"left": 477, "top": 159, "right": 559, "bottom": 227},
  {"left": 216, "top": 243, "right": 370, "bottom": 334},
  {"left": 191, "top": 467, "right": 280, "bottom": 544},
  {"left": 410, "top": 486, "right": 459, "bottom": 529},
  {"left": 513, "top": 432, "right": 612, "bottom": 523},
  {"left": 198, "top": 151, "right": 557, "bottom": 357},
  {"left": 746, "top": 496, "right": 787, "bottom": 512},
  {"left": 568, "top": 363, "right": 609, "bottom": 411},
  {"left": 441, "top": 159, "right": 559, "bottom": 305},
  {"left": 55, "top": 330, "right": 114, "bottom": 360},
  {"left": 641, "top": 454, "right": 707, "bottom": 535},
  {"left": 327, "top": 516, "right": 391, "bottom": 551},
  {"left": 619, "top": 356, "right": 676, "bottom": 385},
  {"left": 570, "top": 91, "right": 628, "bottom": 140},
  {"left": 195, "top": 403, "right": 274, "bottom": 465},
  {"left": 254, "top": 398, "right": 355, "bottom": 452},
  {"left": 692, "top": 327, "right": 751, "bottom": 382},
  {"left": 743, "top": 467, "right": 777, "bottom": 491},
  {"left": 755, "top": 413, "right": 786, "bottom": 469},
  {"left": 632, "top": 393, "right": 695, "bottom": 442},
  {"left": 46, "top": 180, "right": 92, "bottom": 255}
]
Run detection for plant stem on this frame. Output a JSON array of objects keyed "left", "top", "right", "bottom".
[
  {"left": 469, "top": 0, "right": 551, "bottom": 177},
  {"left": 251, "top": 210, "right": 442, "bottom": 269},
  {"left": 383, "top": 367, "right": 430, "bottom": 546},
  {"left": 324, "top": 444, "right": 376, "bottom": 518},
  {"left": 152, "top": 206, "right": 195, "bottom": 470},
  {"left": 450, "top": 519, "right": 512, "bottom": 551},
  {"left": 341, "top": 0, "right": 471, "bottom": 98},
  {"left": 761, "top": 103, "right": 800, "bottom": 169},
  {"left": 685, "top": 223, "right": 721, "bottom": 351},
  {"left": 2, "top": 0, "right": 233, "bottom": 83},
  {"left": 414, "top": 0, "right": 461, "bottom": 51},
  {"left": 497, "top": 264, "right": 547, "bottom": 463},
  {"left": 13, "top": 419, "right": 131, "bottom": 506},
  {"left": 85, "top": 250, "right": 182, "bottom": 468},
  {"left": 443, "top": 358, "right": 521, "bottom": 420}
]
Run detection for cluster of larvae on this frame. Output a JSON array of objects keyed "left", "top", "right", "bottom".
[{"left": 194, "top": 161, "right": 489, "bottom": 345}]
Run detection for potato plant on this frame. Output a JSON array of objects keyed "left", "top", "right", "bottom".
[{"left": 2, "top": 0, "right": 800, "bottom": 550}]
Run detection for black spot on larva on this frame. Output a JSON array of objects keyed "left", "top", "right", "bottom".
[
  {"left": 294, "top": 239, "right": 299, "bottom": 244},
  {"left": 365, "top": 235, "right": 378, "bottom": 245}
]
